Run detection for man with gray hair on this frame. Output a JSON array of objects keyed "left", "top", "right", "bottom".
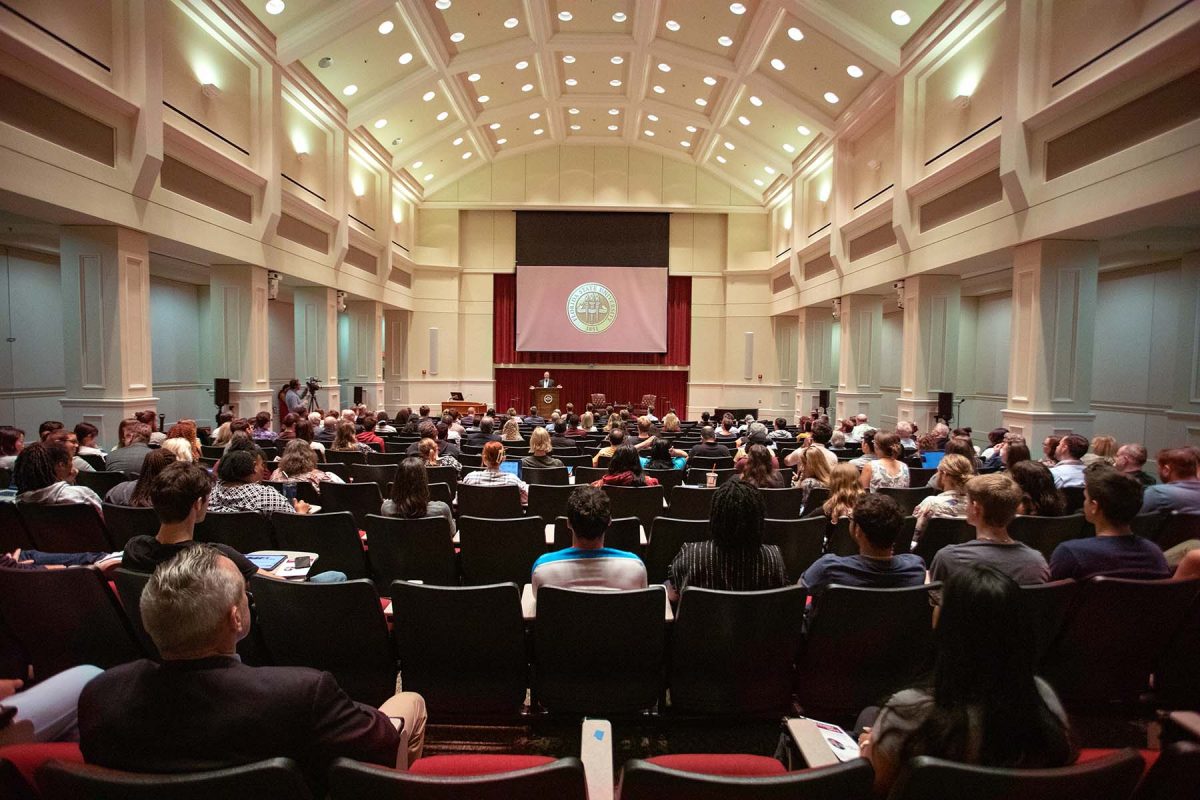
[
  {"left": 1114, "top": 443, "right": 1156, "bottom": 487},
  {"left": 78, "top": 545, "right": 427, "bottom": 782}
]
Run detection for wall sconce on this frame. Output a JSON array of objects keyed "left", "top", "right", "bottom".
[
  {"left": 893, "top": 280, "right": 905, "bottom": 309},
  {"left": 336, "top": 291, "right": 347, "bottom": 313},
  {"left": 392, "top": 207, "right": 402, "bottom": 224},
  {"left": 201, "top": 82, "right": 221, "bottom": 99},
  {"left": 953, "top": 94, "right": 971, "bottom": 109},
  {"left": 351, "top": 176, "right": 366, "bottom": 197},
  {"left": 831, "top": 297, "right": 841, "bottom": 320},
  {"left": 817, "top": 182, "right": 832, "bottom": 204},
  {"left": 267, "top": 271, "right": 281, "bottom": 300}
]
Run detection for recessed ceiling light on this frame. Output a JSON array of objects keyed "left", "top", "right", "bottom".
[
  {"left": 467, "top": 73, "right": 481, "bottom": 82},
  {"left": 534, "top": 128, "right": 544, "bottom": 134},
  {"left": 497, "top": 137, "right": 507, "bottom": 144},
  {"left": 718, "top": 35, "right": 733, "bottom": 47},
  {"left": 558, "top": 11, "right": 572, "bottom": 21},
  {"left": 703, "top": 75, "right": 717, "bottom": 86},
  {"left": 477, "top": 95, "right": 489, "bottom": 102},
  {"left": 613, "top": 12, "right": 627, "bottom": 23},
  {"left": 562, "top": 55, "right": 575, "bottom": 64},
  {"left": 422, "top": 90, "right": 436, "bottom": 101},
  {"left": 424, "top": 173, "right": 434, "bottom": 181},
  {"left": 504, "top": 17, "right": 519, "bottom": 28},
  {"left": 342, "top": 84, "right": 357, "bottom": 96},
  {"left": 823, "top": 91, "right": 839, "bottom": 103},
  {"left": 608, "top": 108, "right": 620, "bottom": 115},
  {"left": 489, "top": 122, "right": 501, "bottom": 129},
  {"left": 846, "top": 64, "right": 864, "bottom": 78},
  {"left": 787, "top": 26, "right": 804, "bottom": 41},
  {"left": 452, "top": 136, "right": 463, "bottom": 145},
  {"left": 680, "top": 140, "right": 691, "bottom": 147},
  {"left": 658, "top": 63, "right": 671, "bottom": 72},
  {"left": 685, "top": 124, "right": 697, "bottom": 132},
  {"left": 515, "top": 60, "right": 528, "bottom": 70},
  {"left": 730, "top": 3, "right": 746, "bottom": 14},
  {"left": 373, "top": 118, "right": 387, "bottom": 128},
  {"left": 398, "top": 52, "right": 413, "bottom": 64},
  {"left": 891, "top": 9, "right": 911, "bottom": 25},
  {"left": 764, "top": 166, "right": 776, "bottom": 174},
  {"left": 529, "top": 112, "right": 540, "bottom": 119},
  {"left": 644, "top": 130, "right": 655, "bottom": 136},
  {"left": 568, "top": 107, "right": 580, "bottom": 114},
  {"left": 611, "top": 55, "right": 624, "bottom": 65},
  {"left": 724, "top": 141, "right": 735, "bottom": 150},
  {"left": 770, "top": 58, "right": 786, "bottom": 70},
  {"left": 377, "top": 20, "right": 393, "bottom": 34},
  {"left": 695, "top": 97, "right": 708, "bottom": 106},
  {"left": 610, "top": 79, "right": 622, "bottom": 87},
  {"left": 738, "top": 115, "right": 750, "bottom": 125},
  {"left": 665, "top": 19, "right": 680, "bottom": 31},
  {"left": 462, "top": 151, "right": 472, "bottom": 159},
  {"left": 436, "top": 111, "right": 449, "bottom": 120},
  {"left": 570, "top": 124, "right": 581, "bottom": 130},
  {"left": 522, "top": 83, "right": 534, "bottom": 91},
  {"left": 749, "top": 95, "right": 762, "bottom": 106},
  {"left": 653, "top": 85, "right": 665, "bottom": 94},
  {"left": 782, "top": 143, "right": 795, "bottom": 153},
  {"left": 449, "top": 31, "right": 465, "bottom": 42},
  {"left": 754, "top": 178, "right": 764, "bottom": 186},
  {"left": 435, "top": 0, "right": 450, "bottom": 9},
  {"left": 648, "top": 114, "right": 659, "bottom": 122},
  {"left": 265, "top": 0, "right": 285, "bottom": 15},
  {"left": 607, "top": 124, "right": 618, "bottom": 131},
  {"left": 716, "top": 155, "right": 727, "bottom": 163},
  {"left": 413, "top": 161, "right": 423, "bottom": 168},
  {"left": 564, "top": 78, "right": 577, "bottom": 87},
  {"left": 797, "top": 125, "right": 810, "bottom": 135}
]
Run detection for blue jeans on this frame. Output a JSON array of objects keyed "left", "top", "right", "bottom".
[
  {"left": 25, "top": 551, "right": 107, "bottom": 567},
  {"left": 307, "top": 570, "right": 347, "bottom": 583}
]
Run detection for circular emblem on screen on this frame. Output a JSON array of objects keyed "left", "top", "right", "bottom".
[
  {"left": 567, "top": 283, "right": 617, "bottom": 334},
  {"left": 543, "top": 393, "right": 554, "bottom": 404}
]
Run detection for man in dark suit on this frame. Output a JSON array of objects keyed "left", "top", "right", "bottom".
[
  {"left": 687, "top": 426, "right": 732, "bottom": 463},
  {"left": 534, "top": 371, "right": 559, "bottom": 389},
  {"left": 78, "top": 545, "right": 427, "bottom": 784}
]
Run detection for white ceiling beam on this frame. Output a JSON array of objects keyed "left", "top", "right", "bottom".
[
  {"left": 392, "top": 121, "right": 471, "bottom": 168},
  {"left": 276, "top": 0, "right": 396, "bottom": 64},
  {"left": 639, "top": 99, "right": 713, "bottom": 129},
  {"left": 346, "top": 67, "right": 438, "bottom": 128},
  {"left": 781, "top": 0, "right": 901, "bottom": 75},
  {"left": 545, "top": 32, "right": 635, "bottom": 52},
  {"left": 742, "top": 73, "right": 837, "bottom": 134},
  {"left": 476, "top": 96, "right": 550, "bottom": 125},
  {"left": 524, "top": 0, "right": 564, "bottom": 144},
  {"left": 621, "top": 0, "right": 660, "bottom": 144},
  {"left": 444, "top": 39, "right": 537, "bottom": 75},
  {"left": 647, "top": 40, "right": 738, "bottom": 79}
]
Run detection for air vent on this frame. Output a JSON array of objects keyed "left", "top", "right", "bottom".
[
  {"left": 848, "top": 224, "right": 897, "bottom": 261},
  {"left": 161, "top": 156, "right": 252, "bottom": 222},
  {"left": 0, "top": 74, "right": 114, "bottom": 166},
  {"left": 919, "top": 168, "right": 1003, "bottom": 232},
  {"left": 276, "top": 213, "right": 328, "bottom": 253}
]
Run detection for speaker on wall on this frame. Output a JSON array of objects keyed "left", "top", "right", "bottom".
[
  {"left": 353, "top": 386, "right": 364, "bottom": 405},
  {"left": 428, "top": 327, "right": 439, "bottom": 375},
  {"left": 818, "top": 389, "right": 830, "bottom": 411},
  {"left": 214, "top": 378, "right": 230, "bottom": 407},
  {"left": 743, "top": 332, "right": 754, "bottom": 381},
  {"left": 937, "top": 391, "right": 954, "bottom": 421}
]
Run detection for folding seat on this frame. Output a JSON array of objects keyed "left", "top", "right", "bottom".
[
  {"left": 1154, "top": 593, "right": 1200, "bottom": 710},
  {"left": 249, "top": 576, "right": 396, "bottom": 707},
  {"left": 349, "top": 464, "right": 398, "bottom": 487},
  {"left": 456, "top": 452, "right": 482, "bottom": 468},
  {"left": 801, "top": 487, "right": 830, "bottom": 517},
  {"left": 685, "top": 467, "right": 735, "bottom": 486},
  {"left": 193, "top": 510, "right": 275, "bottom": 553},
  {"left": 763, "top": 517, "right": 825, "bottom": 582},
  {"left": 421, "top": 465, "right": 460, "bottom": 496},
  {"left": 37, "top": 757, "right": 312, "bottom": 800},
  {"left": 645, "top": 517, "right": 709, "bottom": 583},
  {"left": 759, "top": 487, "right": 803, "bottom": 519},
  {"left": 689, "top": 456, "right": 733, "bottom": 472},
  {"left": 1062, "top": 486, "right": 1086, "bottom": 514},
  {"left": 17, "top": 503, "right": 112, "bottom": 552},
  {"left": 367, "top": 452, "right": 406, "bottom": 465},
  {"left": 527, "top": 483, "right": 581, "bottom": 525},
  {"left": 391, "top": 581, "right": 527, "bottom": 717},
  {"left": 324, "top": 450, "right": 367, "bottom": 466},
  {"left": 0, "top": 501, "right": 34, "bottom": 551},
  {"left": 316, "top": 462, "right": 350, "bottom": 481},
  {"left": 822, "top": 517, "right": 855, "bottom": 557},
  {"left": 455, "top": 483, "right": 522, "bottom": 519},
  {"left": 556, "top": 454, "right": 592, "bottom": 469},
  {"left": 908, "top": 467, "right": 937, "bottom": 485},
  {"left": 571, "top": 466, "right": 607, "bottom": 484},
  {"left": 75, "top": 471, "right": 128, "bottom": 498},
  {"left": 617, "top": 757, "right": 872, "bottom": 800},
  {"left": 320, "top": 482, "right": 384, "bottom": 530},
  {"left": 521, "top": 466, "right": 569, "bottom": 486},
  {"left": 1009, "top": 514, "right": 1087, "bottom": 561},
  {"left": 1155, "top": 512, "right": 1200, "bottom": 551},
  {"left": 365, "top": 514, "right": 457, "bottom": 588},
  {"left": 328, "top": 755, "right": 585, "bottom": 799},
  {"left": 1130, "top": 511, "right": 1169, "bottom": 541},
  {"left": 602, "top": 484, "right": 664, "bottom": 533},
  {"left": 271, "top": 511, "right": 369, "bottom": 580},
  {"left": 877, "top": 486, "right": 937, "bottom": 516},
  {"left": 199, "top": 445, "right": 224, "bottom": 459},
  {"left": 643, "top": 468, "right": 684, "bottom": 491},
  {"left": 458, "top": 516, "right": 545, "bottom": 585},
  {"left": 665, "top": 485, "right": 715, "bottom": 520},
  {"left": 111, "top": 568, "right": 158, "bottom": 657},
  {"left": 1020, "top": 579, "right": 1080, "bottom": 666},
  {"left": 912, "top": 517, "right": 974, "bottom": 563},
  {"left": 100, "top": 504, "right": 159, "bottom": 549},
  {"left": 551, "top": 515, "right": 640, "bottom": 552}
]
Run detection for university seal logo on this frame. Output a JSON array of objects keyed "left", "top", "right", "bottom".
[{"left": 566, "top": 282, "right": 617, "bottom": 334}]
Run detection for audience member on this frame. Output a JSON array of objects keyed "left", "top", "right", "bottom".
[
  {"left": 591, "top": 428, "right": 627, "bottom": 466},
  {"left": 1049, "top": 465, "right": 1168, "bottom": 581},
  {"left": 801, "top": 494, "right": 925, "bottom": 590},
  {"left": 269, "top": 439, "right": 344, "bottom": 487},
  {"left": 1049, "top": 434, "right": 1088, "bottom": 488},
  {"left": 314, "top": 416, "right": 338, "bottom": 444},
  {"left": 381, "top": 457, "right": 455, "bottom": 535},
  {"left": 531, "top": 486, "right": 647, "bottom": 596},
  {"left": 860, "top": 431, "right": 910, "bottom": 492},
  {"left": 768, "top": 417, "right": 794, "bottom": 441},
  {"left": 738, "top": 443, "right": 785, "bottom": 488},
  {"left": 105, "top": 449, "right": 178, "bottom": 507},
  {"left": 913, "top": 454, "right": 975, "bottom": 535},
  {"left": 521, "top": 427, "right": 564, "bottom": 469},
  {"left": 417, "top": 436, "right": 461, "bottom": 473},
  {"left": 784, "top": 420, "right": 837, "bottom": 470},
  {"left": 687, "top": 426, "right": 731, "bottom": 462},
  {"left": 715, "top": 413, "right": 738, "bottom": 439},
  {"left": 80, "top": 545, "right": 427, "bottom": 781},
  {"left": 667, "top": 479, "right": 788, "bottom": 599},
  {"left": 74, "top": 422, "right": 105, "bottom": 461},
  {"left": 1008, "top": 460, "right": 1066, "bottom": 517},
  {"left": 1000, "top": 434, "right": 1031, "bottom": 469},
  {"left": 165, "top": 420, "right": 202, "bottom": 460},
  {"left": 0, "top": 425, "right": 25, "bottom": 469},
  {"left": 209, "top": 450, "right": 310, "bottom": 515},
  {"left": 847, "top": 414, "right": 872, "bottom": 444},
  {"left": 403, "top": 422, "right": 440, "bottom": 456},
  {"left": 250, "top": 411, "right": 277, "bottom": 441},
  {"left": 374, "top": 412, "right": 397, "bottom": 434},
  {"left": 1081, "top": 435, "right": 1118, "bottom": 466},
  {"left": 0, "top": 666, "right": 104, "bottom": 746},
  {"left": 159, "top": 437, "right": 195, "bottom": 463},
  {"left": 355, "top": 415, "right": 386, "bottom": 451},
  {"left": 12, "top": 443, "right": 101, "bottom": 514},
  {"left": 642, "top": 437, "right": 686, "bottom": 471},
  {"left": 1113, "top": 443, "right": 1156, "bottom": 487},
  {"left": 795, "top": 445, "right": 833, "bottom": 508},
  {"left": 331, "top": 420, "right": 372, "bottom": 454},
  {"left": 105, "top": 422, "right": 154, "bottom": 475},
  {"left": 896, "top": 421, "right": 917, "bottom": 451},
  {"left": 929, "top": 473, "right": 1049, "bottom": 585},
  {"left": 1140, "top": 446, "right": 1200, "bottom": 514},
  {"left": 466, "top": 416, "right": 500, "bottom": 446},
  {"left": 500, "top": 418, "right": 525, "bottom": 443},
  {"left": 660, "top": 412, "right": 682, "bottom": 434},
  {"left": 1039, "top": 435, "right": 1061, "bottom": 467},
  {"left": 822, "top": 462, "right": 865, "bottom": 524},
  {"left": 460, "top": 441, "right": 528, "bottom": 503},
  {"left": 980, "top": 427, "right": 1008, "bottom": 462},
  {"left": 43, "top": 425, "right": 95, "bottom": 474},
  {"left": 859, "top": 564, "right": 1074, "bottom": 795},
  {"left": 592, "top": 445, "right": 660, "bottom": 488}
]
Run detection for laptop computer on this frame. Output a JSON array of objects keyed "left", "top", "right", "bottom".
[
  {"left": 499, "top": 460, "right": 522, "bottom": 479},
  {"left": 449, "top": 392, "right": 464, "bottom": 401}
]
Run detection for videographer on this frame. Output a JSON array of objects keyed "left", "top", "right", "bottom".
[{"left": 281, "top": 378, "right": 319, "bottom": 416}]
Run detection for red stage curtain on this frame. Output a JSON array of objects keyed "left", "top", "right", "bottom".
[
  {"left": 493, "top": 368, "right": 689, "bottom": 417},
  {"left": 493, "top": 273, "right": 691, "bottom": 366}
]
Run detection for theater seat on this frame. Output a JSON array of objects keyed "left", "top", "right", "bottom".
[
  {"left": 0, "top": 743, "right": 83, "bottom": 800},
  {"left": 408, "top": 754, "right": 557, "bottom": 776},
  {"left": 643, "top": 753, "right": 787, "bottom": 776},
  {"left": 327, "top": 755, "right": 587, "bottom": 799},
  {"left": 36, "top": 756, "right": 312, "bottom": 799},
  {"left": 617, "top": 756, "right": 872, "bottom": 800}
]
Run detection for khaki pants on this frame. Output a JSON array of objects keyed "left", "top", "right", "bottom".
[{"left": 379, "top": 691, "right": 427, "bottom": 769}]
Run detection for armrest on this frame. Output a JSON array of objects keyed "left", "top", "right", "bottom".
[
  {"left": 1163, "top": 711, "right": 1200, "bottom": 742},
  {"left": 580, "top": 719, "right": 613, "bottom": 799}
]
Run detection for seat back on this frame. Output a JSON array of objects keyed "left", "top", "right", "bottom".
[
  {"left": 1009, "top": 514, "right": 1087, "bottom": 561},
  {"left": 79, "top": 453, "right": 107, "bottom": 471},
  {"left": 618, "top": 758, "right": 873, "bottom": 800},
  {"left": 0, "top": 566, "right": 144, "bottom": 678},
  {"left": 686, "top": 468, "right": 735, "bottom": 486},
  {"left": 666, "top": 486, "right": 716, "bottom": 521},
  {"left": 317, "top": 462, "right": 350, "bottom": 481},
  {"left": 645, "top": 518, "right": 709, "bottom": 583},
  {"left": 889, "top": 749, "right": 1144, "bottom": 800},
  {"left": 644, "top": 468, "right": 685, "bottom": 492},
  {"left": 1042, "top": 577, "right": 1200, "bottom": 706},
  {"left": 913, "top": 517, "right": 974, "bottom": 563},
  {"left": 320, "top": 482, "right": 384, "bottom": 530},
  {"left": 111, "top": 568, "right": 158, "bottom": 657},
  {"left": 796, "top": 583, "right": 937, "bottom": 721},
  {"left": 689, "top": 456, "right": 733, "bottom": 471},
  {"left": 365, "top": 514, "right": 457, "bottom": 588},
  {"left": 324, "top": 450, "right": 367, "bottom": 466},
  {"left": 801, "top": 487, "right": 830, "bottom": 516},
  {"left": 327, "top": 756, "right": 586, "bottom": 800},
  {"left": 527, "top": 484, "right": 581, "bottom": 524},
  {"left": 422, "top": 466, "right": 460, "bottom": 497},
  {"left": 76, "top": 471, "right": 128, "bottom": 498},
  {"left": 458, "top": 516, "right": 545, "bottom": 585},
  {"left": 37, "top": 757, "right": 313, "bottom": 800},
  {"left": 1062, "top": 486, "right": 1085, "bottom": 514},
  {"left": 521, "top": 466, "right": 568, "bottom": 486},
  {"left": 101, "top": 504, "right": 161, "bottom": 550},
  {"left": 391, "top": 581, "right": 527, "bottom": 715},
  {"left": 16, "top": 503, "right": 112, "bottom": 552},
  {"left": 249, "top": 576, "right": 396, "bottom": 706},
  {"left": 572, "top": 466, "right": 607, "bottom": 484},
  {"left": 1156, "top": 513, "right": 1200, "bottom": 551},
  {"left": 349, "top": 464, "right": 398, "bottom": 487},
  {"left": 534, "top": 587, "right": 667, "bottom": 713},
  {"left": 456, "top": 483, "right": 523, "bottom": 519},
  {"left": 670, "top": 586, "right": 807, "bottom": 715},
  {"left": 1130, "top": 511, "right": 1169, "bottom": 541},
  {"left": 877, "top": 486, "right": 937, "bottom": 516},
  {"left": 1134, "top": 740, "right": 1200, "bottom": 800},
  {"left": 0, "top": 502, "right": 34, "bottom": 551},
  {"left": 763, "top": 517, "right": 826, "bottom": 582},
  {"left": 1154, "top": 594, "right": 1200, "bottom": 710},
  {"left": 822, "top": 517, "right": 855, "bottom": 557},
  {"left": 552, "top": 516, "right": 640, "bottom": 552},
  {"left": 759, "top": 488, "right": 804, "bottom": 519},
  {"left": 270, "top": 511, "right": 369, "bottom": 579},
  {"left": 367, "top": 451, "right": 407, "bottom": 465},
  {"left": 1019, "top": 579, "right": 1081, "bottom": 666},
  {"left": 602, "top": 485, "right": 664, "bottom": 533},
  {"left": 193, "top": 511, "right": 276, "bottom": 553}
]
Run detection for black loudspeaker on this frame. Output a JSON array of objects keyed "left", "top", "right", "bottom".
[
  {"left": 214, "top": 378, "right": 230, "bottom": 407},
  {"left": 818, "top": 390, "right": 830, "bottom": 411},
  {"left": 353, "top": 386, "right": 364, "bottom": 405},
  {"left": 937, "top": 392, "right": 954, "bottom": 421}
]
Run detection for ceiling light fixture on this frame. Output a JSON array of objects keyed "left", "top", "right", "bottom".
[
  {"left": 568, "top": 107, "right": 580, "bottom": 114},
  {"left": 730, "top": 3, "right": 746, "bottom": 14},
  {"left": 342, "top": 84, "right": 357, "bottom": 96},
  {"left": 435, "top": 0, "right": 450, "bottom": 8},
  {"left": 718, "top": 35, "right": 733, "bottom": 47},
  {"left": 424, "top": 173, "right": 433, "bottom": 181},
  {"left": 754, "top": 178, "right": 764, "bottom": 186},
  {"left": 749, "top": 95, "right": 762, "bottom": 106},
  {"left": 695, "top": 97, "right": 708, "bottom": 106},
  {"left": 515, "top": 60, "right": 528, "bottom": 70},
  {"left": 477, "top": 95, "right": 489, "bottom": 102},
  {"left": 452, "top": 136, "right": 463, "bottom": 145},
  {"left": 764, "top": 166, "right": 775, "bottom": 174},
  {"left": 738, "top": 115, "right": 750, "bottom": 125},
  {"left": 724, "top": 141, "right": 735, "bottom": 150},
  {"left": 265, "top": 0, "right": 285, "bottom": 14},
  {"left": 534, "top": 128, "right": 544, "bottom": 134},
  {"left": 653, "top": 85, "right": 665, "bottom": 93},
  {"left": 497, "top": 137, "right": 507, "bottom": 143},
  {"left": 770, "top": 58, "right": 786, "bottom": 70},
  {"left": 562, "top": 55, "right": 575, "bottom": 64},
  {"left": 658, "top": 62, "right": 671, "bottom": 72},
  {"left": 462, "top": 151, "right": 472, "bottom": 159},
  {"left": 373, "top": 118, "right": 387, "bottom": 128},
  {"left": 522, "top": 83, "right": 534, "bottom": 91},
  {"left": 797, "top": 124, "right": 810, "bottom": 135},
  {"left": 610, "top": 79, "right": 622, "bottom": 86},
  {"left": 504, "top": 17, "right": 519, "bottom": 28},
  {"left": 413, "top": 160, "right": 423, "bottom": 168},
  {"left": 644, "top": 130, "right": 655, "bottom": 136},
  {"left": 558, "top": 11, "right": 572, "bottom": 21},
  {"left": 782, "top": 143, "right": 795, "bottom": 153},
  {"left": 449, "top": 31, "right": 464, "bottom": 42},
  {"left": 823, "top": 91, "right": 839, "bottom": 103},
  {"left": 377, "top": 20, "right": 393, "bottom": 34},
  {"left": 351, "top": 176, "right": 366, "bottom": 197},
  {"left": 564, "top": 78, "right": 577, "bottom": 86},
  {"left": 423, "top": 90, "right": 436, "bottom": 101},
  {"left": 611, "top": 55, "right": 624, "bottom": 64},
  {"left": 665, "top": 19, "right": 680, "bottom": 31},
  {"left": 716, "top": 155, "right": 727, "bottom": 163},
  {"left": 787, "top": 26, "right": 804, "bottom": 41},
  {"left": 467, "top": 72, "right": 481, "bottom": 81},
  {"left": 570, "top": 124, "right": 581, "bottom": 130},
  {"left": 685, "top": 124, "right": 697, "bottom": 132},
  {"left": 398, "top": 52, "right": 413, "bottom": 64},
  {"left": 529, "top": 112, "right": 540, "bottom": 119},
  {"left": 490, "top": 122, "right": 501, "bottom": 129},
  {"left": 613, "top": 12, "right": 627, "bottom": 22},
  {"left": 608, "top": 108, "right": 620, "bottom": 115},
  {"left": 846, "top": 64, "right": 863, "bottom": 78},
  {"left": 607, "top": 124, "right": 618, "bottom": 131},
  {"left": 891, "top": 9, "right": 911, "bottom": 25},
  {"left": 648, "top": 114, "right": 659, "bottom": 121},
  {"left": 680, "top": 140, "right": 691, "bottom": 147},
  {"left": 436, "top": 111, "right": 449, "bottom": 120},
  {"left": 704, "top": 75, "right": 717, "bottom": 86}
]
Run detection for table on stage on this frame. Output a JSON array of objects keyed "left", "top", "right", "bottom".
[{"left": 441, "top": 401, "right": 487, "bottom": 416}]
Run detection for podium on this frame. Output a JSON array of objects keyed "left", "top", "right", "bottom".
[{"left": 532, "top": 388, "right": 561, "bottom": 419}]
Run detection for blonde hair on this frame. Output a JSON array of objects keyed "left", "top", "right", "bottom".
[
  {"left": 418, "top": 438, "right": 439, "bottom": 461},
  {"left": 966, "top": 473, "right": 1024, "bottom": 528},
  {"left": 501, "top": 418, "right": 522, "bottom": 441},
  {"left": 801, "top": 446, "right": 832, "bottom": 485},
  {"left": 662, "top": 413, "right": 680, "bottom": 432},
  {"left": 529, "top": 427, "right": 552, "bottom": 456},
  {"left": 580, "top": 411, "right": 594, "bottom": 431},
  {"left": 1091, "top": 435, "right": 1118, "bottom": 459},
  {"left": 332, "top": 420, "right": 359, "bottom": 450},
  {"left": 937, "top": 453, "right": 975, "bottom": 491},
  {"left": 822, "top": 462, "right": 864, "bottom": 521},
  {"left": 160, "top": 437, "right": 195, "bottom": 463}
]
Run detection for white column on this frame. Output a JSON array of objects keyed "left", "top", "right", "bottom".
[
  {"left": 58, "top": 226, "right": 157, "bottom": 447},
  {"left": 835, "top": 294, "right": 884, "bottom": 423},
  {"left": 794, "top": 307, "right": 836, "bottom": 419},
  {"left": 1168, "top": 251, "right": 1200, "bottom": 446},
  {"left": 1002, "top": 239, "right": 1098, "bottom": 442},
  {"left": 209, "top": 264, "right": 272, "bottom": 419},
  {"left": 897, "top": 275, "right": 962, "bottom": 432},
  {"left": 384, "top": 308, "right": 409, "bottom": 410},
  {"left": 344, "top": 300, "right": 385, "bottom": 410},
  {"left": 292, "top": 286, "right": 341, "bottom": 413}
]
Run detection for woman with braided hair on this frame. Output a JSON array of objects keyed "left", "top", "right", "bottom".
[{"left": 12, "top": 442, "right": 103, "bottom": 515}]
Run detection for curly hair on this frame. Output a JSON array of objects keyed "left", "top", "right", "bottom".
[
  {"left": 13, "top": 442, "right": 70, "bottom": 493},
  {"left": 710, "top": 479, "right": 767, "bottom": 550}
]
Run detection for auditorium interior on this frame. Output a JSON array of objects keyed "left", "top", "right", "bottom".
[{"left": 1, "top": 0, "right": 1200, "bottom": 796}]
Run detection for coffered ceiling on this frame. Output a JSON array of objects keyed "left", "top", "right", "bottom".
[{"left": 250, "top": 0, "right": 944, "bottom": 199}]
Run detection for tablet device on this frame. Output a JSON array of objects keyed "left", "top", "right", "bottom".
[
  {"left": 246, "top": 554, "right": 286, "bottom": 571},
  {"left": 499, "top": 460, "right": 521, "bottom": 479}
]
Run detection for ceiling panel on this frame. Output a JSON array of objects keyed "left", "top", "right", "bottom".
[
  {"left": 836, "top": 0, "right": 945, "bottom": 48},
  {"left": 420, "top": 0, "right": 528, "bottom": 55},
  {"left": 298, "top": 10, "right": 426, "bottom": 103},
  {"left": 756, "top": 17, "right": 879, "bottom": 112},
  {"left": 644, "top": 60, "right": 725, "bottom": 116},
  {"left": 548, "top": 0, "right": 636, "bottom": 34},
  {"left": 727, "top": 90, "right": 821, "bottom": 161},
  {"left": 656, "top": 0, "right": 762, "bottom": 59},
  {"left": 556, "top": 50, "right": 629, "bottom": 96},
  {"left": 564, "top": 106, "right": 626, "bottom": 138},
  {"left": 373, "top": 80, "right": 460, "bottom": 153}
]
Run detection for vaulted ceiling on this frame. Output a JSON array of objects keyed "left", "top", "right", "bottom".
[{"left": 250, "top": 0, "right": 944, "bottom": 199}]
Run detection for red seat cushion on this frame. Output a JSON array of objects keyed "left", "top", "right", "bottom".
[
  {"left": 646, "top": 753, "right": 788, "bottom": 776},
  {"left": 0, "top": 742, "right": 84, "bottom": 787},
  {"left": 409, "top": 755, "right": 557, "bottom": 776},
  {"left": 1076, "top": 748, "right": 1159, "bottom": 774}
]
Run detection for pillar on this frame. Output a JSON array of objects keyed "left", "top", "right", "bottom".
[
  {"left": 835, "top": 294, "right": 883, "bottom": 423},
  {"left": 897, "top": 275, "right": 962, "bottom": 432},
  {"left": 292, "top": 286, "right": 341, "bottom": 414},
  {"left": 344, "top": 300, "right": 385, "bottom": 410},
  {"left": 795, "top": 306, "right": 836, "bottom": 419},
  {"left": 1168, "top": 251, "right": 1200, "bottom": 446},
  {"left": 58, "top": 226, "right": 157, "bottom": 447},
  {"left": 384, "top": 308, "right": 409, "bottom": 410},
  {"left": 209, "top": 264, "right": 273, "bottom": 419},
  {"left": 1002, "top": 239, "right": 1098, "bottom": 442}
]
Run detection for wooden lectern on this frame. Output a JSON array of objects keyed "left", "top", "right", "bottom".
[{"left": 533, "top": 388, "right": 561, "bottom": 419}]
